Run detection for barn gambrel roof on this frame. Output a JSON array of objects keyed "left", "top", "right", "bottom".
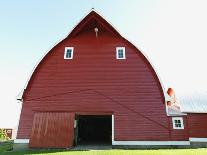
[{"left": 17, "top": 9, "right": 167, "bottom": 106}]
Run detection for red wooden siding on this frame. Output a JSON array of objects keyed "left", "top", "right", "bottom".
[
  {"left": 187, "top": 114, "right": 207, "bottom": 138},
  {"left": 29, "top": 112, "right": 74, "bottom": 148},
  {"left": 167, "top": 116, "right": 189, "bottom": 141},
  {"left": 17, "top": 105, "right": 34, "bottom": 139},
  {"left": 17, "top": 11, "right": 171, "bottom": 142}
]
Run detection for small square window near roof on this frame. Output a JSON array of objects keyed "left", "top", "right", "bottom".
[
  {"left": 172, "top": 117, "right": 184, "bottom": 129},
  {"left": 64, "top": 47, "right": 74, "bottom": 59},
  {"left": 116, "top": 47, "right": 126, "bottom": 59}
]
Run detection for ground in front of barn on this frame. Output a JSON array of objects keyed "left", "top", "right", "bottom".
[{"left": 1, "top": 148, "right": 207, "bottom": 155}]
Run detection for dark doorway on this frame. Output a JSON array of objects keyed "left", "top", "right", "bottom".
[{"left": 76, "top": 115, "right": 112, "bottom": 145}]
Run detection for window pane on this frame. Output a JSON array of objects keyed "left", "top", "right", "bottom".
[
  {"left": 118, "top": 49, "right": 123, "bottom": 53},
  {"left": 118, "top": 50, "right": 123, "bottom": 58},
  {"left": 119, "top": 53, "right": 123, "bottom": 58},
  {"left": 172, "top": 118, "right": 183, "bottom": 129},
  {"left": 66, "top": 49, "right": 72, "bottom": 58}
]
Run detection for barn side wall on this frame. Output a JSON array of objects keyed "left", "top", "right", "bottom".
[
  {"left": 167, "top": 116, "right": 189, "bottom": 141},
  {"left": 187, "top": 114, "right": 207, "bottom": 138}
]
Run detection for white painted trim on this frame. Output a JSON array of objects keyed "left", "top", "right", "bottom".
[
  {"left": 64, "top": 47, "right": 74, "bottom": 59},
  {"left": 189, "top": 138, "right": 207, "bottom": 142},
  {"left": 167, "top": 113, "right": 187, "bottom": 116},
  {"left": 14, "top": 139, "right": 29, "bottom": 144},
  {"left": 14, "top": 102, "right": 23, "bottom": 139},
  {"left": 112, "top": 114, "right": 114, "bottom": 143},
  {"left": 116, "top": 47, "right": 126, "bottom": 59},
  {"left": 141, "top": 49, "right": 168, "bottom": 115},
  {"left": 181, "top": 111, "right": 207, "bottom": 114},
  {"left": 112, "top": 141, "right": 190, "bottom": 145},
  {"left": 172, "top": 117, "right": 184, "bottom": 129}
]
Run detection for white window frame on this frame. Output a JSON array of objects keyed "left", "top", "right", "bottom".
[
  {"left": 116, "top": 47, "right": 126, "bottom": 59},
  {"left": 64, "top": 47, "right": 74, "bottom": 59},
  {"left": 172, "top": 117, "right": 184, "bottom": 129}
]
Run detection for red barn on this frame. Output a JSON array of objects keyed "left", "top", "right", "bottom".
[{"left": 15, "top": 10, "right": 207, "bottom": 149}]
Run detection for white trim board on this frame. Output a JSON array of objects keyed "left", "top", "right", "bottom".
[
  {"left": 14, "top": 139, "right": 29, "bottom": 144},
  {"left": 172, "top": 117, "right": 184, "bottom": 129},
  {"left": 112, "top": 114, "right": 114, "bottom": 143},
  {"left": 112, "top": 141, "right": 190, "bottom": 146},
  {"left": 189, "top": 138, "right": 207, "bottom": 142},
  {"left": 64, "top": 47, "right": 74, "bottom": 59},
  {"left": 116, "top": 47, "right": 126, "bottom": 59}
]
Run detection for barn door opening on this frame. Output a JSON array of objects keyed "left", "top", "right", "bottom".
[{"left": 75, "top": 115, "right": 112, "bottom": 145}]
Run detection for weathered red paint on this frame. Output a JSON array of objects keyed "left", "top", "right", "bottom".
[
  {"left": 168, "top": 116, "right": 189, "bottom": 141},
  {"left": 187, "top": 114, "right": 207, "bottom": 138},
  {"left": 29, "top": 112, "right": 74, "bottom": 148},
  {"left": 17, "top": 11, "right": 175, "bottom": 146}
]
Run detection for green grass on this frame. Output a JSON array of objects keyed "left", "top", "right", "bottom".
[
  {"left": 2, "top": 148, "right": 207, "bottom": 155},
  {"left": 0, "top": 140, "right": 13, "bottom": 153}
]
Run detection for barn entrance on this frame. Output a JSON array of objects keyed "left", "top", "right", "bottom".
[{"left": 75, "top": 115, "right": 112, "bottom": 145}]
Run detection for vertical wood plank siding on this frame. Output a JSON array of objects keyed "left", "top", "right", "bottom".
[
  {"left": 17, "top": 11, "right": 171, "bottom": 143},
  {"left": 29, "top": 112, "right": 74, "bottom": 148}
]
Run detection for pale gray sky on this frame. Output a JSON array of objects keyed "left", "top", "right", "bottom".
[{"left": 0, "top": 0, "right": 207, "bottom": 128}]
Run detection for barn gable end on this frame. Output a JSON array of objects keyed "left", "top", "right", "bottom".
[
  {"left": 68, "top": 11, "right": 120, "bottom": 38},
  {"left": 15, "top": 10, "right": 196, "bottom": 149}
]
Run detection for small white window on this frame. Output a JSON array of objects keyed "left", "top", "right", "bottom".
[
  {"left": 64, "top": 47, "right": 74, "bottom": 59},
  {"left": 116, "top": 47, "right": 126, "bottom": 59},
  {"left": 172, "top": 117, "right": 184, "bottom": 129}
]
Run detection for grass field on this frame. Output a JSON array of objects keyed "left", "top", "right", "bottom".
[
  {"left": 1, "top": 148, "right": 207, "bottom": 155},
  {"left": 0, "top": 141, "right": 13, "bottom": 153},
  {"left": 1, "top": 142, "right": 207, "bottom": 155}
]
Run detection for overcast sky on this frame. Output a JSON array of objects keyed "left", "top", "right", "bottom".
[{"left": 0, "top": 0, "right": 207, "bottom": 128}]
